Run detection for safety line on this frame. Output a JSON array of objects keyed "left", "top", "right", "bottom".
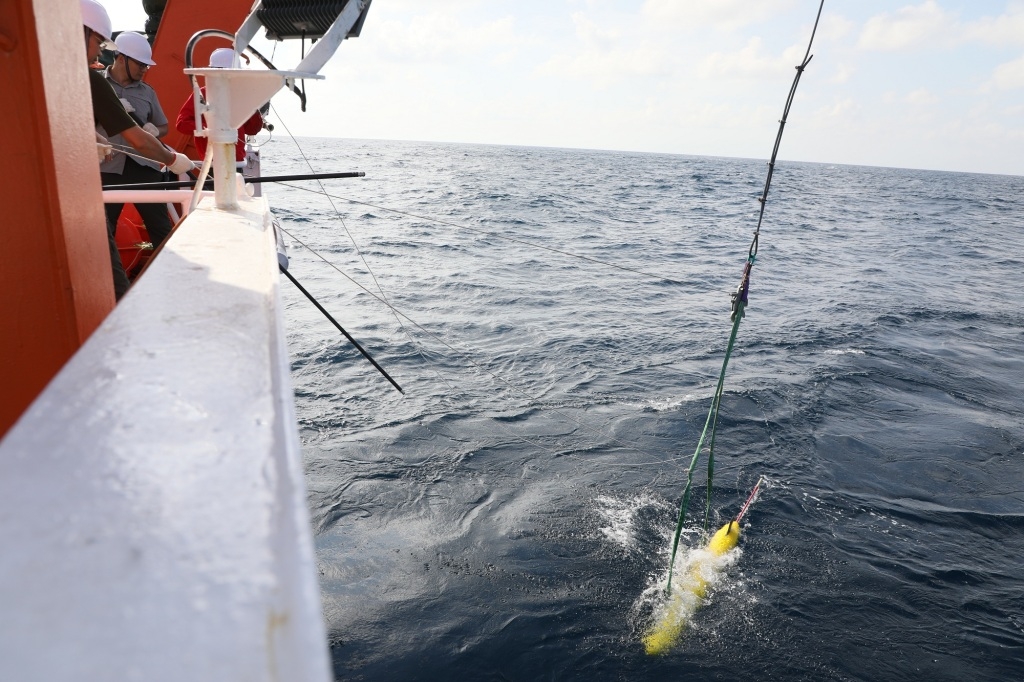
[
  {"left": 665, "top": 282, "right": 747, "bottom": 591},
  {"left": 269, "top": 107, "right": 386, "bottom": 304},
  {"left": 106, "top": 142, "right": 165, "bottom": 167}
]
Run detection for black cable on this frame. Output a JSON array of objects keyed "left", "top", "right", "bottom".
[
  {"left": 102, "top": 171, "right": 365, "bottom": 191},
  {"left": 749, "top": 0, "right": 824, "bottom": 259},
  {"left": 279, "top": 265, "right": 404, "bottom": 395}
]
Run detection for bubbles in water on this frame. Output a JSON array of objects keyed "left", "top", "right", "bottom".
[
  {"left": 594, "top": 492, "right": 673, "bottom": 552},
  {"left": 639, "top": 394, "right": 700, "bottom": 413},
  {"left": 633, "top": 541, "right": 743, "bottom": 654}
]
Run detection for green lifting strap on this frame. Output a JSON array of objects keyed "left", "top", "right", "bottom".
[
  {"left": 659, "top": 0, "right": 823, "bottom": 597},
  {"left": 664, "top": 256, "right": 752, "bottom": 595}
]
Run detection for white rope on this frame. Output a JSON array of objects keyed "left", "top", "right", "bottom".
[{"left": 107, "top": 142, "right": 164, "bottom": 167}]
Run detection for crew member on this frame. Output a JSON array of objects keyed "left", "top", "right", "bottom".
[
  {"left": 100, "top": 31, "right": 173, "bottom": 248},
  {"left": 81, "top": 0, "right": 193, "bottom": 299},
  {"left": 175, "top": 48, "right": 265, "bottom": 163}
]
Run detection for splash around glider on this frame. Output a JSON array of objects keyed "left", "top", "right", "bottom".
[{"left": 642, "top": 520, "right": 741, "bottom": 655}]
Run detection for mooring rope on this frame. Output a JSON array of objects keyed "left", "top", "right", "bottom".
[{"left": 663, "top": 0, "right": 824, "bottom": 596}]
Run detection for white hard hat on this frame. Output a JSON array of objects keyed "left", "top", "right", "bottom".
[
  {"left": 209, "top": 48, "right": 237, "bottom": 69},
  {"left": 79, "top": 0, "right": 112, "bottom": 41},
  {"left": 115, "top": 32, "right": 156, "bottom": 66}
]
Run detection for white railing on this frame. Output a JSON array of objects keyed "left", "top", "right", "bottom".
[{"left": 0, "top": 191, "right": 331, "bottom": 682}]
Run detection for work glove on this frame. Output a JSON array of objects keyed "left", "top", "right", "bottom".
[
  {"left": 96, "top": 142, "right": 113, "bottom": 163},
  {"left": 142, "top": 122, "right": 161, "bottom": 137},
  {"left": 118, "top": 97, "right": 135, "bottom": 114},
  {"left": 95, "top": 131, "right": 113, "bottom": 162},
  {"left": 167, "top": 152, "right": 195, "bottom": 175}
]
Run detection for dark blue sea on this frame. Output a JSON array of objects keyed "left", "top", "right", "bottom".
[{"left": 261, "top": 138, "right": 1024, "bottom": 681}]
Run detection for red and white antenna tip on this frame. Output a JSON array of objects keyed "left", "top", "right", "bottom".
[{"left": 736, "top": 476, "right": 764, "bottom": 523}]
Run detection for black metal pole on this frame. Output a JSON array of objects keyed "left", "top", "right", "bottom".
[
  {"left": 102, "top": 171, "right": 365, "bottom": 191},
  {"left": 279, "top": 265, "right": 404, "bottom": 395}
]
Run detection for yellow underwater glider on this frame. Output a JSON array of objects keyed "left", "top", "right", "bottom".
[{"left": 642, "top": 519, "right": 741, "bottom": 656}]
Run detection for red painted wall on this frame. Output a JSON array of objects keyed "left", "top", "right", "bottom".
[{"left": 0, "top": 0, "right": 115, "bottom": 437}]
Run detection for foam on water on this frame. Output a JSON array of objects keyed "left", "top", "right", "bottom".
[
  {"left": 635, "top": 535, "right": 743, "bottom": 655},
  {"left": 595, "top": 493, "right": 672, "bottom": 552},
  {"left": 645, "top": 546, "right": 741, "bottom": 609}
]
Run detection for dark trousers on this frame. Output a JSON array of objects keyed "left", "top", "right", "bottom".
[
  {"left": 101, "top": 159, "right": 173, "bottom": 247},
  {"left": 101, "top": 159, "right": 173, "bottom": 300},
  {"left": 104, "top": 225, "right": 131, "bottom": 301}
]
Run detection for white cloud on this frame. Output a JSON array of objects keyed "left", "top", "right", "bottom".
[
  {"left": 640, "top": 0, "right": 796, "bottom": 32},
  {"left": 1003, "top": 103, "right": 1024, "bottom": 118},
  {"left": 857, "top": 1, "right": 956, "bottom": 51},
  {"left": 828, "top": 63, "right": 855, "bottom": 85},
  {"left": 814, "top": 97, "right": 856, "bottom": 119},
  {"left": 698, "top": 37, "right": 805, "bottom": 80},
  {"left": 987, "top": 54, "right": 1024, "bottom": 90},
  {"left": 571, "top": 11, "right": 621, "bottom": 50},
  {"left": 819, "top": 13, "right": 856, "bottom": 44},
  {"left": 536, "top": 44, "right": 667, "bottom": 88},
  {"left": 382, "top": 0, "right": 482, "bottom": 11},
  {"left": 858, "top": 1, "right": 1024, "bottom": 52},
  {"left": 370, "top": 13, "right": 519, "bottom": 62},
  {"left": 904, "top": 88, "right": 940, "bottom": 105},
  {"left": 963, "top": 2, "right": 1024, "bottom": 47},
  {"left": 535, "top": 9, "right": 667, "bottom": 87}
]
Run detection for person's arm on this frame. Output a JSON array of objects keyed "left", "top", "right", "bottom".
[
  {"left": 241, "top": 110, "right": 264, "bottom": 136},
  {"left": 90, "top": 71, "right": 190, "bottom": 173},
  {"left": 121, "top": 125, "right": 193, "bottom": 173},
  {"left": 121, "top": 125, "right": 175, "bottom": 165},
  {"left": 175, "top": 92, "right": 197, "bottom": 135},
  {"left": 142, "top": 122, "right": 169, "bottom": 138},
  {"left": 89, "top": 69, "right": 135, "bottom": 138}
]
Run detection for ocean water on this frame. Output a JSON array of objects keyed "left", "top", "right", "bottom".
[{"left": 261, "top": 138, "right": 1024, "bottom": 681}]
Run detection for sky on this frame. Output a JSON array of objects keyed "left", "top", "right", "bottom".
[{"left": 102, "top": 1, "right": 1024, "bottom": 176}]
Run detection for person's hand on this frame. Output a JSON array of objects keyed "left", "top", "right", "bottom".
[
  {"left": 95, "top": 131, "right": 113, "bottom": 162},
  {"left": 118, "top": 97, "right": 135, "bottom": 114},
  {"left": 142, "top": 122, "right": 160, "bottom": 137},
  {"left": 167, "top": 152, "right": 195, "bottom": 175},
  {"left": 96, "top": 142, "right": 113, "bottom": 163}
]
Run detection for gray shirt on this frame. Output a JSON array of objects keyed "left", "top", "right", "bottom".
[{"left": 99, "top": 68, "right": 169, "bottom": 174}]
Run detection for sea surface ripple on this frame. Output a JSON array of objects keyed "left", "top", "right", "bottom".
[{"left": 263, "top": 138, "right": 1024, "bottom": 681}]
